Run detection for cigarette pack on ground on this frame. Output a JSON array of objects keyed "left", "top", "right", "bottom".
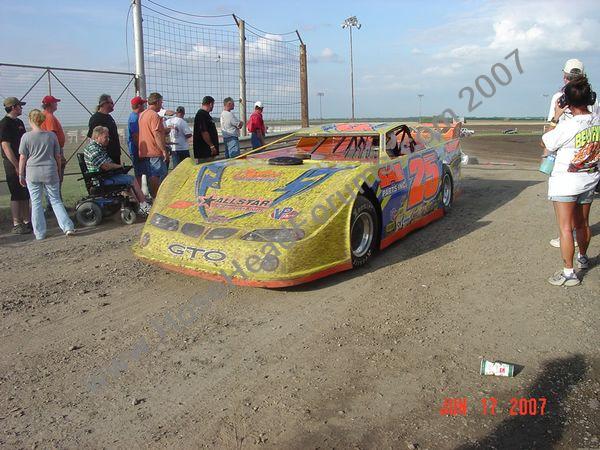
[{"left": 480, "top": 359, "right": 515, "bottom": 377}]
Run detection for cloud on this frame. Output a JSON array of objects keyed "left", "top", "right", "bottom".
[
  {"left": 427, "top": 0, "right": 599, "bottom": 65},
  {"left": 422, "top": 63, "right": 463, "bottom": 77},
  {"left": 309, "top": 47, "right": 344, "bottom": 64},
  {"left": 411, "top": 48, "right": 423, "bottom": 55}
]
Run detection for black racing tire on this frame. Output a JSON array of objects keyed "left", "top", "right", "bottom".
[
  {"left": 440, "top": 167, "right": 454, "bottom": 212},
  {"left": 75, "top": 201, "right": 103, "bottom": 227},
  {"left": 120, "top": 207, "right": 137, "bottom": 225},
  {"left": 350, "top": 194, "right": 379, "bottom": 267}
]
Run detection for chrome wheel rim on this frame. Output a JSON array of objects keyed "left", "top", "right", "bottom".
[
  {"left": 442, "top": 174, "right": 452, "bottom": 207},
  {"left": 351, "top": 211, "right": 374, "bottom": 258}
]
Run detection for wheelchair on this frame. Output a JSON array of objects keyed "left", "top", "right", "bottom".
[{"left": 74, "top": 153, "right": 139, "bottom": 227}]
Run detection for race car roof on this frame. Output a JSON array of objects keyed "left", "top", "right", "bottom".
[{"left": 297, "top": 122, "right": 417, "bottom": 137}]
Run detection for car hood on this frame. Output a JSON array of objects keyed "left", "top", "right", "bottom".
[{"left": 152, "top": 157, "right": 370, "bottom": 231}]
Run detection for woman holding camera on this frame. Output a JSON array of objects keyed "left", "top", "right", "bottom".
[
  {"left": 18, "top": 109, "right": 75, "bottom": 240},
  {"left": 542, "top": 76, "right": 600, "bottom": 286}
]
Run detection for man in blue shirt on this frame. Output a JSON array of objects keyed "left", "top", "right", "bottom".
[{"left": 128, "top": 96, "right": 147, "bottom": 187}]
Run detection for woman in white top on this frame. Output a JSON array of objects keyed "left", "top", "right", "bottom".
[{"left": 542, "top": 76, "right": 600, "bottom": 286}]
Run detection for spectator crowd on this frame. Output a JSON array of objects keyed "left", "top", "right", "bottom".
[{"left": 1, "top": 92, "right": 267, "bottom": 237}]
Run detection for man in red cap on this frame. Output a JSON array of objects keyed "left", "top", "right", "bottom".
[
  {"left": 40, "top": 95, "right": 66, "bottom": 184},
  {"left": 128, "top": 96, "right": 147, "bottom": 187}
]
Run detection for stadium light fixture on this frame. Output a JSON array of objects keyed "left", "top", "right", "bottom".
[
  {"left": 342, "top": 16, "right": 361, "bottom": 120},
  {"left": 317, "top": 92, "right": 324, "bottom": 120}
]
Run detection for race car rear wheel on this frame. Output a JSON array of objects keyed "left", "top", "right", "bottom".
[
  {"left": 441, "top": 168, "right": 453, "bottom": 212},
  {"left": 350, "top": 195, "right": 378, "bottom": 267}
]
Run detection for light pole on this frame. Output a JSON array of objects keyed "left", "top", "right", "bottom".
[
  {"left": 542, "top": 93, "right": 549, "bottom": 118},
  {"left": 317, "top": 92, "right": 324, "bottom": 121},
  {"left": 418, "top": 94, "right": 424, "bottom": 123},
  {"left": 342, "top": 16, "right": 361, "bottom": 121}
]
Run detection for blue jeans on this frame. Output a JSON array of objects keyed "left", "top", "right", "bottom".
[
  {"left": 27, "top": 181, "right": 74, "bottom": 240},
  {"left": 224, "top": 137, "right": 241, "bottom": 158},
  {"left": 172, "top": 151, "right": 190, "bottom": 168},
  {"left": 102, "top": 173, "right": 134, "bottom": 186},
  {"left": 251, "top": 133, "right": 262, "bottom": 149}
]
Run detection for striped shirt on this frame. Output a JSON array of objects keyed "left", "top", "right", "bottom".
[{"left": 84, "top": 140, "right": 112, "bottom": 173}]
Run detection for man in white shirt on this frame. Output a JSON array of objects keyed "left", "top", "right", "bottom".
[
  {"left": 547, "top": 59, "right": 599, "bottom": 125},
  {"left": 165, "top": 106, "right": 192, "bottom": 168},
  {"left": 220, "top": 97, "right": 243, "bottom": 158}
]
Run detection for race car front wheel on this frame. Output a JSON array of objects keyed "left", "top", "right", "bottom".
[
  {"left": 441, "top": 168, "right": 453, "bottom": 212},
  {"left": 350, "top": 194, "right": 379, "bottom": 267}
]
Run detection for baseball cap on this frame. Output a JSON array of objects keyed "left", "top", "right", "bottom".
[
  {"left": 563, "top": 59, "right": 584, "bottom": 75},
  {"left": 42, "top": 95, "right": 61, "bottom": 105},
  {"left": 3, "top": 97, "right": 26, "bottom": 108},
  {"left": 130, "top": 96, "right": 147, "bottom": 107},
  {"left": 254, "top": 101, "right": 263, "bottom": 108}
]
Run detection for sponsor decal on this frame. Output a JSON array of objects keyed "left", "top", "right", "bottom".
[
  {"left": 196, "top": 164, "right": 352, "bottom": 222},
  {"left": 205, "top": 215, "right": 230, "bottom": 223},
  {"left": 198, "top": 195, "right": 273, "bottom": 212},
  {"left": 168, "top": 200, "right": 196, "bottom": 209},
  {"left": 271, "top": 207, "right": 299, "bottom": 220},
  {"left": 233, "top": 168, "right": 281, "bottom": 181},
  {"left": 167, "top": 243, "right": 226, "bottom": 262}
]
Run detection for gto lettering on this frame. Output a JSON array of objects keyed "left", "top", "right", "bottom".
[{"left": 167, "top": 244, "right": 226, "bottom": 262}]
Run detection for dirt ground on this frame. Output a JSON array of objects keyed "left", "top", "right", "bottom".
[{"left": 0, "top": 134, "right": 598, "bottom": 449}]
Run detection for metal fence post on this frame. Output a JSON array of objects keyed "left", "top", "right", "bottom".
[
  {"left": 238, "top": 18, "right": 247, "bottom": 136},
  {"left": 299, "top": 41, "right": 309, "bottom": 128},
  {"left": 47, "top": 70, "right": 52, "bottom": 96},
  {"left": 133, "top": 0, "right": 147, "bottom": 98}
]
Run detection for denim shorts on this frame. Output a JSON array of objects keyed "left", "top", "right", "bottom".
[
  {"left": 141, "top": 157, "right": 168, "bottom": 179},
  {"left": 549, "top": 188, "right": 595, "bottom": 204},
  {"left": 131, "top": 156, "right": 145, "bottom": 178},
  {"left": 103, "top": 173, "right": 134, "bottom": 186}
]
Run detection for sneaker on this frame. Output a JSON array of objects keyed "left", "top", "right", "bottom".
[
  {"left": 24, "top": 222, "right": 33, "bottom": 232},
  {"left": 549, "top": 237, "right": 578, "bottom": 248},
  {"left": 576, "top": 255, "right": 589, "bottom": 270},
  {"left": 138, "top": 202, "right": 152, "bottom": 216},
  {"left": 11, "top": 224, "right": 29, "bottom": 235},
  {"left": 548, "top": 271, "right": 580, "bottom": 287},
  {"left": 65, "top": 229, "right": 76, "bottom": 237}
]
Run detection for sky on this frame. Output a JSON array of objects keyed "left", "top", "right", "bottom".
[{"left": 1, "top": 0, "right": 599, "bottom": 119}]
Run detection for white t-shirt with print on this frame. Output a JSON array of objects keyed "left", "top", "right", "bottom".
[
  {"left": 542, "top": 113, "right": 600, "bottom": 197},
  {"left": 165, "top": 117, "right": 192, "bottom": 152}
]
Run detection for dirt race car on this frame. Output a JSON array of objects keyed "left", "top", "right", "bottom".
[{"left": 133, "top": 122, "right": 462, "bottom": 287}]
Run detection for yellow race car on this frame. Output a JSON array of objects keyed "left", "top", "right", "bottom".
[{"left": 133, "top": 122, "right": 462, "bottom": 287}]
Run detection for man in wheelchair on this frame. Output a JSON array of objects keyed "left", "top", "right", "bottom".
[{"left": 84, "top": 125, "right": 151, "bottom": 216}]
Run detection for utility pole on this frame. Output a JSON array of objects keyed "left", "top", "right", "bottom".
[
  {"left": 342, "top": 16, "right": 360, "bottom": 121},
  {"left": 418, "top": 94, "right": 424, "bottom": 123},
  {"left": 132, "top": 0, "right": 146, "bottom": 98}
]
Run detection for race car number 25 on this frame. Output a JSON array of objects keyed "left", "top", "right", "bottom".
[{"left": 378, "top": 150, "right": 441, "bottom": 208}]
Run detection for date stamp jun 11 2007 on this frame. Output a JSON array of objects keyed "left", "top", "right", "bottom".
[{"left": 439, "top": 397, "right": 547, "bottom": 416}]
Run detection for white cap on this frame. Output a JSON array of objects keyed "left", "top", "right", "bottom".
[
  {"left": 563, "top": 58, "right": 584, "bottom": 75},
  {"left": 254, "top": 101, "right": 263, "bottom": 108}
]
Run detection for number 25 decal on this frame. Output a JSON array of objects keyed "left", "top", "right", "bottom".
[{"left": 407, "top": 150, "right": 441, "bottom": 209}]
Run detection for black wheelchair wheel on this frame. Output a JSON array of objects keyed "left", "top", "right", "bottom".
[{"left": 75, "top": 201, "right": 103, "bottom": 227}]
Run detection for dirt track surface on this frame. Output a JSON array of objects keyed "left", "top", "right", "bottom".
[{"left": 1, "top": 135, "right": 599, "bottom": 449}]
